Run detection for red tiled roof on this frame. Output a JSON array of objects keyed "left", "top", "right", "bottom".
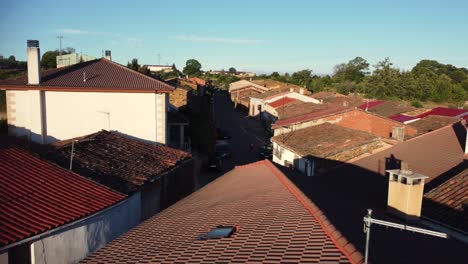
[
  {"left": 41, "top": 131, "right": 192, "bottom": 194},
  {"left": 311, "top": 91, "right": 345, "bottom": 100},
  {"left": 358, "top": 100, "right": 385, "bottom": 110},
  {"left": 82, "top": 160, "right": 363, "bottom": 264},
  {"left": 273, "top": 105, "right": 351, "bottom": 127},
  {"left": 389, "top": 114, "right": 418, "bottom": 123},
  {"left": 416, "top": 107, "right": 468, "bottom": 119},
  {"left": 0, "top": 138, "right": 126, "bottom": 248},
  {"left": 267, "top": 97, "right": 297, "bottom": 108},
  {"left": 423, "top": 169, "right": 467, "bottom": 232},
  {"left": 0, "top": 59, "right": 174, "bottom": 92}
]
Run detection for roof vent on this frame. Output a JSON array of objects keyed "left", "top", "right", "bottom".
[{"left": 198, "top": 226, "right": 237, "bottom": 240}]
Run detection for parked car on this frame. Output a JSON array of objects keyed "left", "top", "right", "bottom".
[
  {"left": 215, "top": 141, "right": 232, "bottom": 159},
  {"left": 259, "top": 144, "right": 273, "bottom": 160},
  {"left": 206, "top": 156, "right": 223, "bottom": 171},
  {"left": 216, "top": 128, "right": 231, "bottom": 140}
]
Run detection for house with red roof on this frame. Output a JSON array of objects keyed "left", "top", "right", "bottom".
[
  {"left": 40, "top": 130, "right": 194, "bottom": 221},
  {"left": 0, "top": 40, "right": 185, "bottom": 147},
  {"left": 82, "top": 159, "right": 364, "bottom": 264},
  {"left": 0, "top": 137, "right": 139, "bottom": 264}
]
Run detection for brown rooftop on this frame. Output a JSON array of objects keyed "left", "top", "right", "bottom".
[
  {"left": 273, "top": 123, "right": 380, "bottom": 160},
  {"left": 352, "top": 122, "right": 466, "bottom": 181},
  {"left": 82, "top": 160, "right": 362, "bottom": 264},
  {"left": 0, "top": 58, "right": 174, "bottom": 92},
  {"left": 41, "top": 130, "right": 192, "bottom": 194},
  {"left": 423, "top": 168, "right": 467, "bottom": 233},
  {"left": 251, "top": 79, "right": 303, "bottom": 90},
  {"left": 310, "top": 91, "right": 346, "bottom": 100},
  {"left": 367, "top": 101, "right": 415, "bottom": 117},
  {"left": 276, "top": 101, "right": 329, "bottom": 119},
  {"left": 410, "top": 115, "right": 459, "bottom": 135}
]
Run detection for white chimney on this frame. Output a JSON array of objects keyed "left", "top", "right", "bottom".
[
  {"left": 299, "top": 88, "right": 304, "bottom": 95},
  {"left": 104, "top": 50, "right": 112, "bottom": 61},
  {"left": 27, "top": 40, "right": 41, "bottom": 85}
]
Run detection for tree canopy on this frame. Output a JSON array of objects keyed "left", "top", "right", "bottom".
[
  {"left": 127, "top": 58, "right": 140, "bottom": 71},
  {"left": 228, "top": 67, "right": 236, "bottom": 74},
  {"left": 183, "top": 59, "right": 202, "bottom": 77}
]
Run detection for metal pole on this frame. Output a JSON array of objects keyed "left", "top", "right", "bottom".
[
  {"left": 364, "top": 209, "right": 372, "bottom": 264},
  {"left": 69, "top": 140, "right": 75, "bottom": 171}
]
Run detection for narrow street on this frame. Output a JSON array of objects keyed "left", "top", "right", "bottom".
[{"left": 197, "top": 91, "right": 271, "bottom": 187}]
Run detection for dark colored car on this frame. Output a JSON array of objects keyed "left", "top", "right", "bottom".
[
  {"left": 207, "top": 156, "right": 223, "bottom": 171},
  {"left": 216, "top": 128, "right": 231, "bottom": 140},
  {"left": 215, "top": 142, "right": 232, "bottom": 159},
  {"left": 259, "top": 144, "right": 273, "bottom": 160}
]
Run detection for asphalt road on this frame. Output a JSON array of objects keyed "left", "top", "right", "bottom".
[{"left": 197, "top": 91, "right": 270, "bottom": 188}]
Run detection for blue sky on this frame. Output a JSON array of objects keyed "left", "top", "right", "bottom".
[{"left": 1, "top": 0, "right": 467, "bottom": 74}]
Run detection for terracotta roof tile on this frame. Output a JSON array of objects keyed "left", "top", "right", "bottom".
[
  {"left": 272, "top": 123, "right": 381, "bottom": 160},
  {"left": 361, "top": 101, "right": 416, "bottom": 118},
  {"left": 0, "top": 59, "right": 174, "bottom": 92},
  {"left": 410, "top": 116, "right": 459, "bottom": 134},
  {"left": 42, "top": 130, "right": 192, "bottom": 194},
  {"left": 423, "top": 169, "right": 467, "bottom": 232},
  {"left": 0, "top": 138, "right": 126, "bottom": 248},
  {"left": 82, "top": 160, "right": 362, "bottom": 264},
  {"left": 274, "top": 105, "right": 352, "bottom": 127},
  {"left": 267, "top": 97, "right": 298, "bottom": 108}
]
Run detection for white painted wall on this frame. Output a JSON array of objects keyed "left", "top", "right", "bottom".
[
  {"left": 31, "top": 193, "right": 141, "bottom": 264},
  {"left": 272, "top": 141, "right": 314, "bottom": 176},
  {"left": 7, "top": 90, "right": 45, "bottom": 143},
  {"left": 8, "top": 90, "right": 169, "bottom": 144}
]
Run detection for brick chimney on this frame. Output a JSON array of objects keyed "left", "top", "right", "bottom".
[
  {"left": 104, "top": 50, "right": 112, "bottom": 61},
  {"left": 27, "top": 40, "right": 41, "bottom": 85},
  {"left": 386, "top": 162, "right": 428, "bottom": 221}
]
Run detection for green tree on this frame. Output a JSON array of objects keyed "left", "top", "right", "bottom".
[
  {"left": 183, "top": 59, "right": 202, "bottom": 77},
  {"left": 228, "top": 67, "right": 237, "bottom": 74},
  {"left": 127, "top": 58, "right": 140, "bottom": 71},
  {"left": 291, "top": 69, "right": 313, "bottom": 88},
  {"left": 41, "top": 51, "right": 60, "bottom": 69}
]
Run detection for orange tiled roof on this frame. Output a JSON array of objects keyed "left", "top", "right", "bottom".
[{"left": 82, "top": 160, "right": 363, "bottom": 264}]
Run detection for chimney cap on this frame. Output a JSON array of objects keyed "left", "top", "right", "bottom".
[
  {"left": 386, "top": 169, "right": 428, "bottom": 180},
  {"left": 27, "top": 40, "right": 39, "bottom": 48}
]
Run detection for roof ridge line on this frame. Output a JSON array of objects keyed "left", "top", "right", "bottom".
[
  {"left": 100, "top": 58, "right": 174, "bottom": 90},
  {"left": 401, "top": 120, "right": 461, "bottom": 143},
  {"left": 261, "top": 160, "right": 364, "bottom": 264}
]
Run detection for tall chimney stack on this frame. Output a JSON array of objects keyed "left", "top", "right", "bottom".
[
  {"left": 27, "top": 40, "right": 41, "bottom": 85},
  {"left": 104, "top": 50, "right": 112, "bottom": 61},
  {"left": 386, "top": 162, "right": 428, "bottom": 222}
]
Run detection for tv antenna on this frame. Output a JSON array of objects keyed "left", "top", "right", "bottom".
[
  {"left": 157, "top": 53, "right": 161, "bottom": 65},
  {"left": 57, "top": 36, "right": 64, "bottom": 55}
]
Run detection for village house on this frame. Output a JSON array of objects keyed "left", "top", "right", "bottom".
[
  {"left": 143, "top": 64, "right": 174, "bottom": 73},
  {"left": 283, "top": 120, "right": 468, "bottom": 263},
  {"left": 273, "top": 107, "right": 418, "bottom": 140},
  {"left": 40, "top": 130, "right": 195, "bottom": 221},
  {"left": 82, "top": 159, "right": 363, "bottom": 264},
  {"left": 272, "top": 122, "right": 389, "bottom": 176},
  {"left": 248, "top": 87, "right": 318, "bottom": 118},
  {"left": 0, "top": 40, "right": 186, "bottom": 146},
  {"left": 0, "top": 137, "right": 137, "bottom": 264}
]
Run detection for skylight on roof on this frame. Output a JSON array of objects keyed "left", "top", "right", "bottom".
[{"left": 198, "top": 226, "right": 237, "bottom": 240}]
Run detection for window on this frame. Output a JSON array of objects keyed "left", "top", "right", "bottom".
[{"left": 198, "top": 226, "right": 237, "bottom": 240}]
